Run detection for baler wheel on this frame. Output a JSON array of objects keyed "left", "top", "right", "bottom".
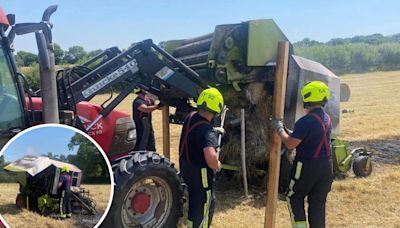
[{"left": 353, "top": 155, "right": 372, "bottom": 177}]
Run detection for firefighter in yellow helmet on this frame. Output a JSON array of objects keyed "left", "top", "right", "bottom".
[
  {"left": 179, "top": 87, "right": 224, "bottom": 228},
  {"left": 271, "top": 81, "right": 333, "bottom": 228},
  {"left": 58, "top": 165, "right": 72, "bottom": 219}
]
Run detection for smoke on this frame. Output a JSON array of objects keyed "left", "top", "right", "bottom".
[{"left": 25, "top": 146, "right": 38, "bottom": 156}]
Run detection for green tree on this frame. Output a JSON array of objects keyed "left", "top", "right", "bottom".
[
  {"left": 15, "top": 51, "right": 38, "bottom": 67},
  {"left": 53, "top": 43, "right": 64, "bottom": 65},
  {"left": 20, "top": 63, "right": 40, "bottom": 91},
  {"left": 294, "top": 33, "right": 400, "bottom": 74},
  {"left": 68, "top": 133, "right": 109, "bottom": 183},
  {"left": 63, "top": 45, "right": 87, "bottom": 64}
]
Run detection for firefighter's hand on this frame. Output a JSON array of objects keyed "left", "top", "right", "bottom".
[
  {"left": 270, "top": 116, "right": 284, "bottom": 134},
  {"left": 216, "top": 161, "right": 222, "bottom": 172},
  {"left": 213, "top": 127, "right": 225, "bottom": 135}
]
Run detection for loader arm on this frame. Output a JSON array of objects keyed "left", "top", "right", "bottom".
[{"left": 56, "top": 39, "right": 208, "bottom": 129}]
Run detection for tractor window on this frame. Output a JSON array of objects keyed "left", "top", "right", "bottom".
[{"left": 0, "top": 45, "right": 24, "bottom": 131}]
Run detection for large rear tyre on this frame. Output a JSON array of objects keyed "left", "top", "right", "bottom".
[
  {"left": 353, "top": 155, "right": 372, "bottom": 177},
  {"left": 104, "top": 151, "right": 184, "bottom": 228}
]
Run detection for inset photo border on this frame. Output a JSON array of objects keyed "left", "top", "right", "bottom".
[{"left": 0, "top": 124, "right": 114, "bottom": 228}]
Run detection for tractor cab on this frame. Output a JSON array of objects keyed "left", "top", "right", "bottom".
[{"left": 0, "top": 9, "right": 29, "bottom": 148}]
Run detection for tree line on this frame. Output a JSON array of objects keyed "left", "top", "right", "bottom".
[
  {"left": 294, "top": 33, "right": 400, "bottom": 75},
  {"left": 16, "top": 33, "right": 400, "bottom": 91},
  {"left": 16, "top": 43, "right": 102, "bottom": 67},
  {"left": 17, "top": 44, "right": 103, "bottom": 91}
]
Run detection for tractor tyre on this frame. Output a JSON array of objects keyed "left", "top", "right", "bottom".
[
  {"left": 103, "top": 151, "right": 184, "bottom": 228},
  {"left": 353, "top": 155, "right": 372, "bottom": 177}
]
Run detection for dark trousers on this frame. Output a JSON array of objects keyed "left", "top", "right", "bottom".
[
  {"left": 134, "top": 118, "right": 156, "bottom": 151},
  {"left": 180, "top": 160, "right": 215, "bottom": 228},
  {"left": 60, "top": 190, "right": 72, "bottom": 217},
  {"left": 286, "top": 158, "right": 333, "bottom": 228}
]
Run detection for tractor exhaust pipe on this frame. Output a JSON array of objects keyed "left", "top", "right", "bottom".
[
  {"left": 36, "top": 32, "right": 59, "bottom": 123},
  {"left": 36, "top": 5, "right": 59, "bottom": 123}
]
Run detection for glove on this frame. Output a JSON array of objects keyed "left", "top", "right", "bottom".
[
  {"left": 216, "top": 161, "right": 222, "bottom": 172},
  {"left": 284, "top": 126, "right": 293, "bottom": 135},
  {"left": 270, "top": 116, "right": 284, "bottom": 134},
  {"left": 213, "top": 127, "right": 225, "bottom": 135}
]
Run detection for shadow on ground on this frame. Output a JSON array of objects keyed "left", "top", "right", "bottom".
[
  {"left": 349, "top": 138, "right": 400, "bottom": 165},
  {"left": 214, "top": 177, "right": 266, "bottom": 212},
  {"left": 0, "top": 203, "right": 20, "bottom": 216}
]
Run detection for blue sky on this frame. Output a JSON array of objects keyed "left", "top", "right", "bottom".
[
  {"left": 1, "top": 126, "right": 78, "bottom": 162},
  {"left": 2, "top": 0, "right": 400, "bottom": 53}
]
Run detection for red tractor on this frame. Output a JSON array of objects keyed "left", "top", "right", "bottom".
[{"left": 0, "top": 5, "right": 206, "bottom": 227}]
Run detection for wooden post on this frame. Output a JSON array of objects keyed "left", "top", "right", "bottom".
[
  {"left": 264, "top": 41, "right": 289, "bottom": 228},
  {"left": 240, "top": 108, "right": 249, "bottom": 198},
  {"left": 162, "top": 105, "right": 170, "bottom": 159}
]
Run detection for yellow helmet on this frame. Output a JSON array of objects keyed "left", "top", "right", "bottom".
[
  {"left": 133, "top": 88, "right": 142, "bottom": 94},
  {"left": 61, "top": 166, "right": 70, "bottom": 173},
  {"left": 301, "top": 81, "right": 330, "bottom": 105},
  {"left": 197, "top": 88, "right": 224, "bottom": 114}
]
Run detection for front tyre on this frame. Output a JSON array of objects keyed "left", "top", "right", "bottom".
[{"left": 105, "top": 152, "right": 184, "bottom": 228}]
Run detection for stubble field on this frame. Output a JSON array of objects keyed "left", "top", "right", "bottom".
[{"left": 91, "top": 71, "right": 400, "bottom": 227}]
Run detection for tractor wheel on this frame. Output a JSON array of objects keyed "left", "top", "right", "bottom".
[
  {"left": 16, "top": 193, "right": 25, "bottom": 209},
  {"left": 353, "top": 155, "right": 372, "bottom": 177},
  {"left": 104, "top": 151, "right": 184, "bottom": 228}
]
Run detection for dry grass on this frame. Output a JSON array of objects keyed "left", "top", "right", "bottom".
[
  {"left": 87, "top": 71, "right": 400, "bottom": 227},
  {"left": 0, "top": 184, "right": 111, "bottom": 228},
  {"left": 90, "top": 94, "right": 183, "bottom": 164},
  {"left": 340, "top": 71, "right": 400, "bottom": 141}
]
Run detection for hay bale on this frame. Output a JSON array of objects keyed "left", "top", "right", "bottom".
[{"left": 218, "top": 82, "right": 273, "bottom": 181}]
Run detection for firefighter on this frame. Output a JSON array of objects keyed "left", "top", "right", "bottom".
[
  {"left": 179, "top": 87, "right": 224, "bottom": 228},
  {"left": 58, "top": 165, "right": 72, "bottom": 219},
  {"left": 132, "top": 88, "right": 160, "bottom": 151},
  {"left": 271, "top": 81, "right": 333, "bottom": 228}
]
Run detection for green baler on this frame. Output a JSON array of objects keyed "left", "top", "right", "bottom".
[{"left": 161, "top": 19, "right": 371, "bottom": 180}]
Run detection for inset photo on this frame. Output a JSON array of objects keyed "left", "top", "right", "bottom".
[{"left": 0, "top": 124, "right": 113, "bottom": 228}]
